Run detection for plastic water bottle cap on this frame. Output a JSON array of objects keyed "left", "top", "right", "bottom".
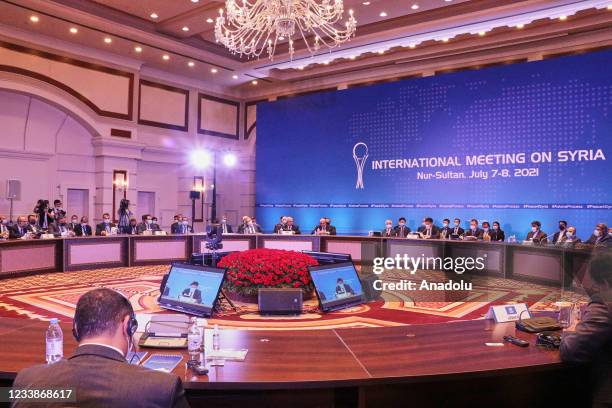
[{"left": 50, "top": 318, "right": 59, "bottom": 324}]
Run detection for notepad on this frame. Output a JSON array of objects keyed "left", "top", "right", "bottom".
[
  {"left": 206, "top": 349, "right": 248, "bottom": 361},
  {"left": 126, "top": 351, "right": 148, "bottom": 365},
  {"left": 142, "top": 354, "right": 183, "bottom": 372}
]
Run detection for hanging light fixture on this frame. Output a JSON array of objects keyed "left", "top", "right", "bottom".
[{"left": 215, "top": 0, "right": 357, "bottom": 60}]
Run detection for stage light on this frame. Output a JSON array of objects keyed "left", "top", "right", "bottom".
[
  {"left": 162, "top": 54, "right": 170, "bottom": 60},
  {"left": 379, "top": 11, "right": 387, "bottom": 17},
  {"left": 150, "top": 13, "right": 159, "bottom": 19},
  {"left": 134, "top": 46, "right": 143, "bottom": 52},
  {"left": 223, "top": 153, "right": 237, "bottom": 167},
  {"left": 190, "top": 150, "right": 212, "bottom": 168},
  {"left": 206, "top": 18, "right": 214, "bottom": 23},
  {"left": 30, "top": 15, "right": 39, "bottom": 23},
  {"left": 104, "top": 37, "right": 112, "bottom": 44},
  {"left": 188, "top": 61, "right": 195, "bottom": 67},
  {"left": 232, "top": 74, "right": 239, "bottom": 79},
  {"left": 69, "top": 27, "right": 78, "bottom": 34}
]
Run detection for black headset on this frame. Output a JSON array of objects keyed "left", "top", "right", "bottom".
[{"left": 72, "top": 293, "right": 138, "bottom": 342}]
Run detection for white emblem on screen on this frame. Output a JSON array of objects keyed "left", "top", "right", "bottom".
[{"left": 352, "top": 142, "right": 368, "bottom": 189}]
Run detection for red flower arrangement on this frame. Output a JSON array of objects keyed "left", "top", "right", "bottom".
[{"left": 217, "top": 248, "right": 319, "bottom": 296}]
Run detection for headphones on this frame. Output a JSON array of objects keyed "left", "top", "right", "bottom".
[
  {"left": 73, "top": 294, "right": 138, "bottom": 342},
  {"left": 536, "top": 331, "right": 561, "bottom": 349}
]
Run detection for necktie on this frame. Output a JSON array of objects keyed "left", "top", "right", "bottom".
[{"left": 454, "top": 227, "right": 458, "bottom": 234}]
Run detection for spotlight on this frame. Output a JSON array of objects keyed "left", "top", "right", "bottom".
[
  {"left": 134, "top": 46, "right": 143, "bottom": 52},
  {"left": 190, "top": 150, "right": 212, "bottom": 169},
  {"left": 30, "top": 15, "right": 39, "bottom": 23},
  {"left": 69, "top": 27, "right": 78, "bottom": 34},
  {"left": 223, "top": 153, "right": 237, "bottom": 167}
]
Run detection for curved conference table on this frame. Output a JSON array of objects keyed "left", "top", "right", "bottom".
[{"left": 0, "top": 233, "right": 596, "bottom": 406}]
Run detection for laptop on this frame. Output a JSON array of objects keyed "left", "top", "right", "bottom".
[
  {"left": 301, "top": 250, "right": 352, "bottom": 265},
  {"left": 158, "top": 263, "right": 226, "bottom": 317},
  {"left": 308, "top": 262, "right": 365, "bottom": 312}
]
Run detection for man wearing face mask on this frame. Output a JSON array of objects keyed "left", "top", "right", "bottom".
[
  {"left": 27, "top": 214, "right": 41, "bottom": 237},
  {"left": 552, "top": 220, "right": 569, "bottom": 244},
  {"left": 96, "top": 213, "right": 116, "bottom": 236},
  {"left": 172, "top": 217, "right": 192, "bottom": 235},
  {"left": 560, "top": 252, "right": 612, "bottom": 408},
  {"left": 137, "top": 214, "right": 159, "bottom": 234},
  {"left": 490, "top": 221, "right": 505, "bottom": 242},
  {"left": 68, "top": 215, "right": 79, "bottom": 232},
  {"left": 586, "top": 223, "right": 611, "bottom": 247},
  {"left": 450, "top": 218, "right": 465, "bottom": 239},
  {"left": 273, "top": 216, "right": 288, "bottom": 234},
  {"left": 564, "top": 226, "right": 581, "bottom": 244},
  {"left": 525, "top": 220, "right": 548, "bottom": 244},
  {"left": 0, "top": 215, "right": 9, "bottom": 239},
  {"left": 49, "top": 216, "right": 75, "bottom": 237},
  {"left": 382, "top": 219, "right": 395, "bottom": 237},
  {"left": 122, "top": 217, "right": 139, "bottom": 235},
  {"left": 439, "top": 218, "right": 452, "bottom": 239},
  {"left": 12, "top": 288, "right": 190, "bottom": 408},
  {"left": 463, "top": 219, "right": 483, "bottom": 240},
  {"left": 417, "top": 217, "right": 440, "bottom": 239},
  {"left": 394, "top": 217, "right": 411, "bottom": 238},
  {"left": 151, "top": 217, "right": 161, "bottom": 231},
  {"left": 75, "top": 216, "right": 93, "bottom": 237}
]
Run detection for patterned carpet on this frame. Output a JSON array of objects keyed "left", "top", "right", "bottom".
[{"left": 0, "top": 265, "right": 587, "bottom": 330}]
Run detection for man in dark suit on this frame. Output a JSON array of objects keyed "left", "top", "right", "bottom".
[
  {"left": 525, "top": 220, "right": 547, "bottom": 243},
  {"left": 560, "top": 252, "right": 611, "bottom": 408},
  {"left": 312, "top": 217, "right": 335, "bottom": 235},
  {"left": 417, "top": 217, "right": 440, "bottom": 239},
  {"left": 49, "top": 216, "right": 75, "bottom": 237},
  {"left": 122, "top": 217, "right": 139, "bottom": 235},
  {"left": 439, "top": 218, "right": 452, "bottom": 239},
  {"left": 27, "top": 214, "right": 42, "bottom": 236},
  {"left": 564, "top": 226, "right": 581, "bottom": 244},
  {"left": 68, "top": 215, "right": 80, "bottom": 233},
  {"left": 96, "top": 213, "right": 116, "bottom": 236},
  {"left": 394, "top": 217, "right": 411, "bottom": 238},
  {"left": 75, "top": 216, "right": 93, "bottom": 237},
  {"left": 12, "top": 288, "right": 189, "bottom": 408},
  {"left": 137, "top": 214, "right": 160, "bottom": 234},
  {"left": 552, "top": 220, "right": 569, "bottom": 244},
  {"left": 151, "top": 217, "right": 161, "bottom": 231},
  {"left": 181, "top": 282, "right": 202, "bottom": 304},
  {"left": 9, "top": 216, "right": 31, "bottom": 239},
  {"left": 381, "top": 219, "right": 395, "bottom": 237},
  {"left": 273, "top": 216, "right": 287, "bottom": 234},
  {"left": 324, "top": 218, "right": 337, "bottom": 235},
  {"left": 586, "top": 223, "right": 611, "bottom": 247},
  {"left": 490, "top": 221, "right": 505, "bottom": 242},
  {"left": 450, "top": 218, "right": 465, "bottom": 239},
  {"left": 0, "top": 215, "right": 9, "bottom": 239},
  {"left": 238, "top": 216, "right": 262, "bottom": 234},
  {"left": 463, "top": 219, "right": 483, "bottom": 240},
  {"left": 219, "top": 215, "right": 233, "bottom": 234},
  {"left": 284, "top": 217, "right": 301, "bottom": 234},
  {"left": 335, "top": 278, "right": 355, "bottom": 297},
  {"left": 172, "top": 217, "right": 192, "bottom": 234}
]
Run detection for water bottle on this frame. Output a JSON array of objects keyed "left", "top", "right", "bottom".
[
  {"left": 187, "top": 317, "right": 202, "bottom": 365},
  {"left": 212, "top": 324, "right": 220, "bottom": 351},
  {"left": 45, "top": 318, "right": 63, "bottom": 364}
]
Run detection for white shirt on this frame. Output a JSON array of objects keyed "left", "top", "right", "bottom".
[{"left": 79, "top": 342, "right": 125, "bottom": 358}]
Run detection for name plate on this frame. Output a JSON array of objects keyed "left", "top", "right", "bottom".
[{"left": 486, "top": 303, "right": 530, "bottom": 323}]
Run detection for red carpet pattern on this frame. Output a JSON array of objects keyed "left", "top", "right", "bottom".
[{"left": 0, "top": 266, "right": 587, "bottom": 330}]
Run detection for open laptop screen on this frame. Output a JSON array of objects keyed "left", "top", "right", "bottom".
[
  {"left": 308, "top": 262, "right": 365, "bottom": 312},
  {"left": 301, "top": 251, "right": 352, "bottom": 264},
  {"left": 158, "top": 263, "right": 226, "bottom": 316}
]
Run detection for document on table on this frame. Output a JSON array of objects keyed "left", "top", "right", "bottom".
[{"left": 206, "top": 349, "right": 248, "bottom": 361}]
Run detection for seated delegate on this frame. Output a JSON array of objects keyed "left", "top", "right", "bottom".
[
  {"left": 312, "top": 217, "right": 336, "bottom": 235},
  {"left": 394, "top": 217, "right": 411, "bottom": 238},
  {"left": 586, "top": 223, "right": 611, "bottom": 247},
  {"left": 552, "top": 220, "right": 569, "bottom": 244},
  {"left": 417, "top": 217, "right": 440, "bottom": 239},
  {"left": 12, "top": 288, "right": 190, "bottom": 407},
  {"left": 382, "top": 219, "right": 395, "bottom": 237},
  {"left": 96, "top": 213, "right": 116, "bottom": 236},
  {"left": 490, "top": 221, "right": 505, "bottom": 242},
  {"left": 75, "top": 216, "right": 93, "bottom": 237},
  {"left": 440, "top": 218, "right": 452, "bottom": 239},
  {"left": 525, "top": 220, "right": 548, "bottom": 243},
  {"left": 450, "top": 218, "right": 465, "bottom": 239},
  {"left": 463, "top": 219, "right": 483, "bottom": 240},
  {"left": 137, "top": 214, "right": 160, "bottom": 235},
  {"left": 560, "top": 252, "right": 612, "bottom": 408}
]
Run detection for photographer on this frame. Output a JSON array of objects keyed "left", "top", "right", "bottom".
[{"left": 33, "top": 199, "right": 53, "bottom": 229}]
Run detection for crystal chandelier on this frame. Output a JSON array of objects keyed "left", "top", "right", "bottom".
[{"left": 215, "top": 0, "right": 357, "bottom": 60}]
